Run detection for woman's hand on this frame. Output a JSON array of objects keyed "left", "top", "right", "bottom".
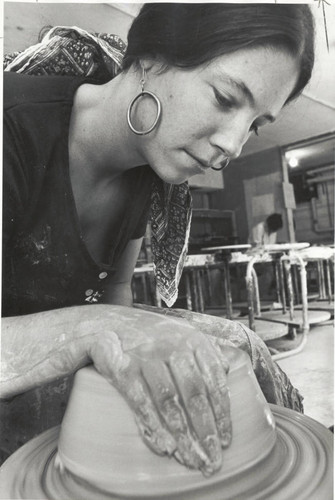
[
  {"left": 1, "top": 305, "right": 231, "bottom": 476},
  {"left": 87, "top": 307, "right": 231, "bottom": 476}
]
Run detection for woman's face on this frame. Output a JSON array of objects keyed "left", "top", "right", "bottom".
[{"left": 135, "top": 46, "right": 300, "bottom": 184}]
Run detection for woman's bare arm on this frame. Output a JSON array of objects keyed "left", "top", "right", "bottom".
[
  {"left": 102, "top": 237, "right": 144, "bottom": 306},
  {"left": 1, "top": 306, "right": 98, "bottom": 397}
]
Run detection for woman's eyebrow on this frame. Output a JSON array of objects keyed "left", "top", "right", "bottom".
[
  {"left": 218, "top": 72, "right": 276, "bottom": 123},
  {"left": 216, "top": 70, "right": 255, "bottom": 105}
]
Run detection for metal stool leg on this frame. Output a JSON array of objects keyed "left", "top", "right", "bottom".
[
  {"left": 245, "top": 256, "right": 257, "bottom": 332},
  {"left": 185, "top": 272, "right": 193, "bottom": 311},
  {"left": 278, "top": 259, "right": 287, "bottom": 313},
  {"left": 282, "top": 258, "right": 294, "bottom": 321},
  {"left": 222, "top": 259, "right": 233, "bottom": 319}
]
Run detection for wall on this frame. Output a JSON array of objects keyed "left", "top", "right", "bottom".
[
  {"left": 294, "top": 174, "right": 334, "bottom": 245},
  {"left": 3, "top": 2, "right": 135, "bottom": 54},
  {"left": 213, "top": 147, "right": 287, "bottom": 243}
]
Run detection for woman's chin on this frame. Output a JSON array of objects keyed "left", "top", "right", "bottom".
[{"left": 153, "top": 168, "right": 190, "bottom": 185}]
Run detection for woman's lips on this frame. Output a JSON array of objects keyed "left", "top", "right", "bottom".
[{"left": 187, "top": 151, "right": 211, "bottom": 172}]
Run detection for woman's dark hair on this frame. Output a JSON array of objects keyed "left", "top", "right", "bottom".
[
  {"left": 123, "top": 3, "right": 315, "bottom": 101},
  {"left": 266, "top": 213, "right": 283, "bottom": 233}
]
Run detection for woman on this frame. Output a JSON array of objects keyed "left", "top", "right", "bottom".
[{"left": 1, "top": 3, "right": 315, "bottom": 474}]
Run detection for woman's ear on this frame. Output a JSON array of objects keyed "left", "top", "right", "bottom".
[
  {"left": 140, "top": 58, "right": 167, "bottom": 76},
  {"left": 139, "top": 58, "right": 156, "bottom": 72}
]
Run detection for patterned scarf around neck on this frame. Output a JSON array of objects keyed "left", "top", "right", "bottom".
[{"left": 4, "top": 25, "right": 193, "bottom": 307}]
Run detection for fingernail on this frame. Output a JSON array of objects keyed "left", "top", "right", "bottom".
[
  {"left": 175, "top": 434, "right": 209, "bottom": 471},
  {"left": 200, "top": 463, "right": 215, "bottom": 477},
  {"left": 162, "top": 433, "right": 177, "bottom": 456},
  {"left": 221, "top": 431, "right": 232, "bottom": 448},
  {"left": 202, "top": 435, "right": 222, "bottom": 470},
  {"left": 173, "top": 450, "right": 184, "bottom": 464}
]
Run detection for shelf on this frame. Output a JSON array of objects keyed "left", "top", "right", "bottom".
[{"left": 192, "top": 209, "right": 233, "bottom": 219}]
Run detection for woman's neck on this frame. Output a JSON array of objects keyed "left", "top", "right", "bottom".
[{"left": 68, "top": 72, "right": 145, "bottom": 183}]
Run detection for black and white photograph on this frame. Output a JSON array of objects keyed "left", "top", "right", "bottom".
[{"left": 1, "top": 1, "right": 334, "bottom": 498}]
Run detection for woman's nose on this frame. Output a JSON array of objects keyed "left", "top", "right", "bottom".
[{"left": 210, "top": 119, "right": 250, "bottom": 160}]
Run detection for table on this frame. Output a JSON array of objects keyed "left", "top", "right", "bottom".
[
  {"left": 245, "top": 243, "right": 310, "bottom": 331},
  {"left": 297, "top": 246, "right": 334, "bottom": 302},
  {"left": 202, "top": 244, "right": 252, "bottom": 252},
  {"left": 183, "top": 254, "right": 216, "bottom": 312},
  {"left": 261, "top": 243, "right": 310, "bottom": 252},
  {"left": 133, "top": 264, "right": 161, "bottom": 306},
  {"left": 201, "top": 244, "right": 252, "bottom": 319}
]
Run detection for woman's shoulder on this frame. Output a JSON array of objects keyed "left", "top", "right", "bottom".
[{"left": 4, "top": 72, "right": 88, "bottom": 109}]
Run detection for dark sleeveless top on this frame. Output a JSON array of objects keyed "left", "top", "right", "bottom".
[{"left": 2, "top": 72, "right": 154, "bottom": 316}]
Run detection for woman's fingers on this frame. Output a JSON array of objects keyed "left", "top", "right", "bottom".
[
  {"left": 119, "top": 371, "right": 177, "bottom": 457},
  {"left": 168, "top": 352, "right": 223, "bottom": 475},
  {"left": 90, "top": 333, "right": 177, "bottom": 457},
  {"left": 90, "top": 327, "right": 231, "bottom": 476},
  {"left": 122, "top": 345, "right": 231, "bottom": 476},
  {"left": 141, "top": 359, "right": 213, "bottom": 474},
  {"left": 195, "top": 343, "right": 232, "bottom": 448}
]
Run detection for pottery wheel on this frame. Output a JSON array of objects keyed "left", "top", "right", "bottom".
[{"left": 0, "top": 405, "right": 333, "bottom": 500}]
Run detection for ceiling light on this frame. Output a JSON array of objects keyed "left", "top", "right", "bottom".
[{"left": 288, "top": 157, "right": 299, "bottom": 168}]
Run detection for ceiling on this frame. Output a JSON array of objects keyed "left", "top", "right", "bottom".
[{"left": 114, "top": 2, "right": 335, "bottom": 161}]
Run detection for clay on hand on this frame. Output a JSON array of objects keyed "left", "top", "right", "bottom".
[
  {"left": 1, "top": 305, "right": 231, "bottom": 476},
  {"left": 88, "top": 309, "right": 231, "bottom": 476}
]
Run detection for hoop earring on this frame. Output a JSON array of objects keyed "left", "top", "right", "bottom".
[
  {"left": 211, "top": 158, "right": 230, "bottom": 171},
  {"left": 127, "top": 68, "right": 162, "bottom": 135}
]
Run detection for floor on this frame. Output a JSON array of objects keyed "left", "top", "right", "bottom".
[
  {"left": 205, "top": 306, "right": 334, "bottom": 428},
  {"left": 276, "top": 320, "right": 333, "bottom": 428}
]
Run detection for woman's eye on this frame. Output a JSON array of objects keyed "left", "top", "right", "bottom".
[{"left": 214, "top": 89, "right": 234, "bottom": 110}]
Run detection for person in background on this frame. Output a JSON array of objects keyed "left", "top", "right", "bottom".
[
  {"left": 248, "top": 213, "right": 284, "bottom": 301},
  {"left": 1, "top": 4, "right": 314, "bottom": 473},
  {"left": 249, "top": 213, "right": 284, "bottom": 246}
]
